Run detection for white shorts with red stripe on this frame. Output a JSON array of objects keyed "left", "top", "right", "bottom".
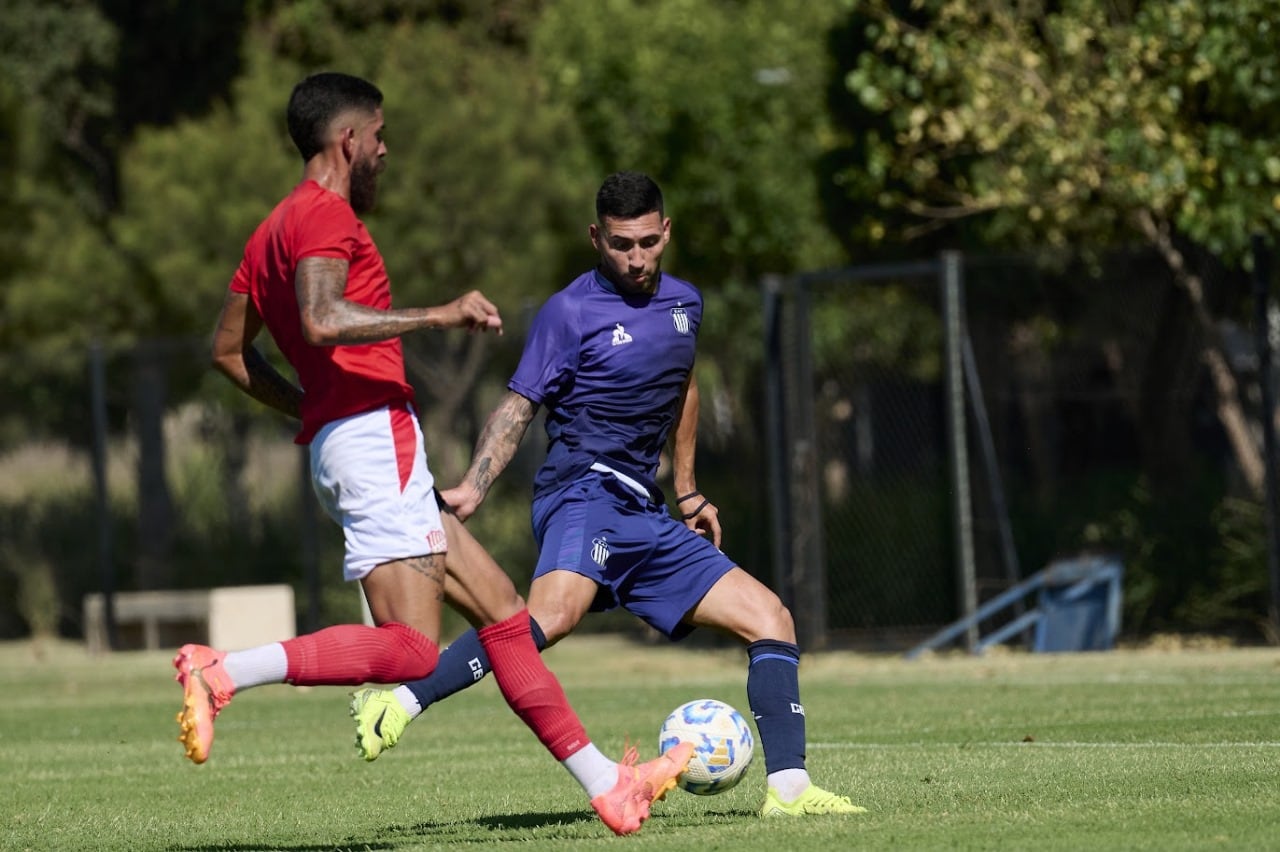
[{"left": 309, "top": 402, "right": 448, "bottom": 581}]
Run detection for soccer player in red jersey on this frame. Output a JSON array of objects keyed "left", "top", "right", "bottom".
[{"left": 173, "top": 72, "right": 690, "bottom": 836}]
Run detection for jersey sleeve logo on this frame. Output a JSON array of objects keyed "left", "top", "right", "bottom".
[{"left": 671, "top": 306, "right": 690, "bottom": 335}]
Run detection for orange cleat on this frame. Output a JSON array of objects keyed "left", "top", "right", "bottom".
[
  {"left": 589, "top": 741, "right": 695, "bottom": 836},
  {"left": 173, "top": 643, "right": 235, "bottom": 764}
]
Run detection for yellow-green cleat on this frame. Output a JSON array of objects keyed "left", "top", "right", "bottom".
[
  {"left": 760, "top": 784, "right": 868, "bottom": 817},
  {"left": 349, "top": 688, "right": 411, "bottom": 761}
]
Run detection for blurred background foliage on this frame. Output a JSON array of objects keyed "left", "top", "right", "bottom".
[{"left": 1, "top": 0, "right": 1278, "bottom": 645}]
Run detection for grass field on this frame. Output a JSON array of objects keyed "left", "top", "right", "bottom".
[{"left": 2, "top": 636, "right": 1278, "bottom": 851}]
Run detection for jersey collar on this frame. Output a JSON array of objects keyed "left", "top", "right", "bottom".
[{"left": 592, "top": 267, "right": 662, "bottom": 296}]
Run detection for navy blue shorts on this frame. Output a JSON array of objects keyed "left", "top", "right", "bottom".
[{"left": 531, "top": 472, "right": 736, "bottom": 640}]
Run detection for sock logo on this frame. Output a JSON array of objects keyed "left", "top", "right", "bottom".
[
  {"left": 468, "top": 657, "right": 485, "bottom": 681},
  {"left": 791, "top": 702, "right": 805, "bottom": 716}
]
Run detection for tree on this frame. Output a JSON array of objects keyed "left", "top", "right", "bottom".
[
  {"left": 828, "top": 0, "right": 1280, "bottom": 499},
  {"left": 0, "top": 1, "right": 135, "bottom": 451},
  {"left": 0, "top": 0, "right": 117, "bottom": 219}
]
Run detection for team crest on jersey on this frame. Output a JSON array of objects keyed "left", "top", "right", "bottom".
[
  {"left": 671, "top": 306, "right": 690, "bottom": 334},
  {"left": 591, "top": 536, "right": 610, "bottom": 566}
]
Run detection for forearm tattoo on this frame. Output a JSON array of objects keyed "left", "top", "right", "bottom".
[
  {"left": 469, "top": 393, "right": 535, "bottom": 497},
  {"left": 243, "top": 347, "right": 303, "bottom": 418},
  {"left": 296, "top": 257, "right": 431, "bottom": 343},
  {"left": 473, "top": 457, "right": 495, "bottom": 497}
]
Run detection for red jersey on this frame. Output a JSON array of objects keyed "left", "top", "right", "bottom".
[{"left": 229, "top": 180, "right": 414, "bottom": 443}]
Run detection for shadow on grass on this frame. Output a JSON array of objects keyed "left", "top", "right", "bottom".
[
  {"left": 164, "top": 812, "right": 593, "bottom": 851},
  {"left": 468, "top": 806, "right": 759, "bottom": 832},
  {"left": 167, "top": 806, "right": 759, "bottom": 850}
]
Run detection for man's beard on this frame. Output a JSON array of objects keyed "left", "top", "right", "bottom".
[{"left": 350, "top": 158, "right": 380, "bottom": 213}]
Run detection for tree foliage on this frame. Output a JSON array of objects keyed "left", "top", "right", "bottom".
[
  {"left": 3, "top": 0, "right": 1277, "bottom": 632},
  {"left": 829, "top": 0, "right": 1279, "bottom": 497},
  {"left": 830, "top": 0, "right": 1280, "bottom": 258},
  {"left": 0, "top": 0, "right": 117, "bottom": 215},
  {"left": 833, "top": 0, "right": 1122, "bottom": 248},
  {"left": 535, "top": 0, "right": 846, "bottom": 283}
]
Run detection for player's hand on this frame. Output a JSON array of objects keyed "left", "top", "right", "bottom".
[
  {"left": 440, "top": 290, "right": 503, "bottom": 334},
  {"left": 439, "top": 482, "right": 483, "bottom": 522},
  {"left": 681, "top": 497, "right": 722, "bottom": 549}
]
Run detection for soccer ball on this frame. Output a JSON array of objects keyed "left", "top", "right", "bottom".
[{"left": 658, "top": 698, "right": 755, "bottom": 795}]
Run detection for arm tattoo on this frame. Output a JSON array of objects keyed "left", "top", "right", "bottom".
[
  {"left": 473, "top": 457, "right": 495, "bottom": 496},
  {"left": 296, "top": 257, "right": 434, "bottom": 343},
  {"left": 467, "top": 393, "right": 536, "bottom": 498},
  {"left": 243, "top": 347, "right": 303, "bottom": 419}
]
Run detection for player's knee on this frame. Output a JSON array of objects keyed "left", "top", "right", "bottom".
[
  {"left": 381, "top": 621, "right": 440, "bottom": 680},
  {"left": 527, "top": 607, "right": 576, "bottom": 645},
  {"left": 753, "top": 591, "right": 796, "bottom": 643}
]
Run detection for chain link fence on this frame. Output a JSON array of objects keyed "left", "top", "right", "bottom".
[
  {"left": 0, "top": 326, "right": 537, "bottom": 644},
  {"left": 4, "top": 247, "right": 1277, "bottom": 649},
  {"left": 766, "top": 247, "right": 1280, "bottom": 651}
]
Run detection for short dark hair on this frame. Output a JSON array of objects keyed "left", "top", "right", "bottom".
[
  {"left": 596, "top": 171, "right": 664, "bottom": 221},
  {"left": 286, "top": 72, "right": 383, "bottom": 162}
]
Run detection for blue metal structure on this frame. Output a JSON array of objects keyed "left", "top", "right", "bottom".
[{"left": 905, "top": 555, "right": 1124, "bottom": 659}]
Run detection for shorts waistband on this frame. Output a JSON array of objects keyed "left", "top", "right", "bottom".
[{"left": 589, "top": 461, "right": 652, "bottom": 503}]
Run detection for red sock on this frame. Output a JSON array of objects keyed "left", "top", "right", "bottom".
[
  {"left": 479, "top": 609, "right": 589, "bottom": 760},
  {"left": 282, "top": 622, "right": 439, "bottom": 686}
]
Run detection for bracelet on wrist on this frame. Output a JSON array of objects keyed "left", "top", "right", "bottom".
[{"left": 681, "top": 499, "right": 710, "bottom": 520}]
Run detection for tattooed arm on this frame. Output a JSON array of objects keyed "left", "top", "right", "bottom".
[
  {"left": 439, "top": 390, "right": 538, "bottom": 522},
  {"left": 211, "top": 290, "right": 303, "bottom": 419},
  {"left": 295, "top": 257, "right": 502, "bottom": 345}
]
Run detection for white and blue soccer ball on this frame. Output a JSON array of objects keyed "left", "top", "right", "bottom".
[{"left": 659, "top": 698, "right": 755, "bottom": 795}]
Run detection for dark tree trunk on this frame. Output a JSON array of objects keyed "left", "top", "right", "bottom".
[{"left": 133, "top": 342, "right": 174, "bottom": 590}]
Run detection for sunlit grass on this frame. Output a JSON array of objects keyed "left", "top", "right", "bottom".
[{"left": 2, "top": 638, "right": 1277, "bottom": 851}]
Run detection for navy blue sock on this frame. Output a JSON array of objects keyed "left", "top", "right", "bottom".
[
  {"left": 405, "top": 615, "right": 547, "bottom": 711},
  {"left": 746, "top": 639, "right": 806, "bottom": 774}
]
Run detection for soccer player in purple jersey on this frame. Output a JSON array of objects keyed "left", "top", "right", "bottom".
[{"left": 349, "top": 172, "right": 864, "bottom": 817}]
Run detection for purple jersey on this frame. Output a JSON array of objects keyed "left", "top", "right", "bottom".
[{"left": 510, "top": 268, "right": 702, "bottom": 502}]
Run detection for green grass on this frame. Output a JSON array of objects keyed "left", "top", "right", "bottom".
[{"left": 2, "top": 637, "right": 1278, "bottom": 851}]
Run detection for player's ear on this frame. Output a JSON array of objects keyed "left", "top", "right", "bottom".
[{"left": 589, "top": 222, "right": 601, "bottom": 248}]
